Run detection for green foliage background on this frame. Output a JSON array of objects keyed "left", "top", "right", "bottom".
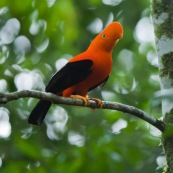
[{"left": 0, "top": 0, "right": 163, "bottom": 172}]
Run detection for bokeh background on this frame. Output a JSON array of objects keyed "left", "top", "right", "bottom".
[{"left": 0, "top": 0, "right": 164, "bottom": 172}]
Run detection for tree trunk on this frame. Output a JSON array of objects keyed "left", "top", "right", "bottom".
[{"left": 152, "top": 0, "right": 173, "bottom": 172}]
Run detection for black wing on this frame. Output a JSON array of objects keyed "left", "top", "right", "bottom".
[{"left": 46, "top": 59, "right": 93, "bottom": 94}]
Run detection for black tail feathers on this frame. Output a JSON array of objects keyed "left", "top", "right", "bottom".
[{"left": 28, "top": 100, "right": 52, "bottom": 126}]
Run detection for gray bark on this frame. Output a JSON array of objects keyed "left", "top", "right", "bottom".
[{"left": 152, "top": 0, "right": 173, "bottom": 172}]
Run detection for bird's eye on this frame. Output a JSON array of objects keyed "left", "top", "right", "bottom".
[{"left": 102, "top": 34, "right": 106, "bottom": 38}]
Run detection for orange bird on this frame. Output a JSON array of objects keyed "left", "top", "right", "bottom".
[{"left": 28, "top": 21, "right": 123, "bottom": 125}]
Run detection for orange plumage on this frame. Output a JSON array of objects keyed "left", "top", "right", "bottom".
[{"left": 28, "top": 22, "right": 123, "bottom": 125}]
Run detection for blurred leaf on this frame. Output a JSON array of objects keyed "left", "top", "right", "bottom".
[{"left": 16, "top": 138, "right": 41, "bottom": 158}]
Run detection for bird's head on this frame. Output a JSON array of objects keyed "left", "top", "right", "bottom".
[{"left": 88, "top": 22, "right": 123, "bottom": 53}]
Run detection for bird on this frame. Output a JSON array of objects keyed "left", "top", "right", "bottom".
[{"left": 28, "top": 21, "right": 123, "bottom": 125}]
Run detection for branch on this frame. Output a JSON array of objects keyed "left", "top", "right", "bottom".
[{"left": 0, "top": 90, "right": 165, "bottom": 132}]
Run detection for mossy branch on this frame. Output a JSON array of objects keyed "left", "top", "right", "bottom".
[{"left": 0, "top": 90, "right": 165, "bottom": 132}]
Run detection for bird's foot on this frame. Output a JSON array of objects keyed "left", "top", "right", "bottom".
[
  {"left": 70, "top": 95, "right": 103, "bottom": 108},
  {"left": 70, "top": 95, "right": 88, "bottom": 107},
  {"left": 88, "top": 98, "right": 103, "bottom": 108}
]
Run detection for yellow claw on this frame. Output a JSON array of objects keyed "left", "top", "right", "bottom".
[
  {"left": 88, "top": 98, "right": 103, "bottom": 108},
  {"left": 70, "top": 95, "right": 103, "bottom": 108},
  {"left": 70, "top": 95, "right": 89, "bottom": 107}
]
